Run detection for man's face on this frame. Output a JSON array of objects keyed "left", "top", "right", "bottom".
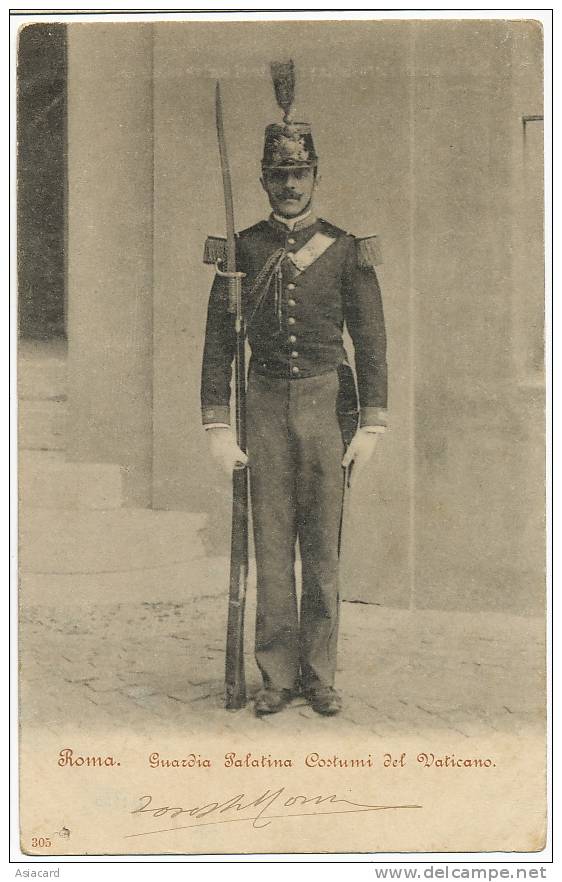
[{"left": 261, "top": 166, "right": 317, "bottom": 218}]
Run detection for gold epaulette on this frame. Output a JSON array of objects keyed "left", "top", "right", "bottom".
[
  {"left": 356, "top": 235, "right": 382, "bottom": 268},
  {"left": 203, "top": 236, "right": 227, "bottom": 265}
]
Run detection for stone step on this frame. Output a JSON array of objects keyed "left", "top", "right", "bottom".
[
  {"left": 19, "top": 398, "right": 67, "bottom": 451},
  {"left": 19, "top": 509, "right": 210, "bottom": 598},
  {"left": 19, "top": 555, "right": 252, "bottom": 606},
  {"left": 19, "top": 451, "right": 123, "bottom": 510}
]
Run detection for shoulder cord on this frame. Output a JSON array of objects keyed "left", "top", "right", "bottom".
[{"left": 242, "top": 247, "right": 286, "bottom": 338}]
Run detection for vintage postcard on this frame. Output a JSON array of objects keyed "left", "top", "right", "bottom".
[{"left": 16, "top": 13, "right": 547, "bottom": 857}]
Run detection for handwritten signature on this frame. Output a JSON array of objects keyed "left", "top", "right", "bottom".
[{"left": 126, "top": 789, "right": 422, "bottom": 838}]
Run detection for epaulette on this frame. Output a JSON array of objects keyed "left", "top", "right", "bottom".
[
  {"left": 356, "top": 235, "right": 382, "bottom": 268},
  {"left": 203, "top": 236, "right": 227, "bottom": 265}
]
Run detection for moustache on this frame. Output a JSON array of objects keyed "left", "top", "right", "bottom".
[{"left": 279, "top": 191, "right": 303, "bottom": 199}]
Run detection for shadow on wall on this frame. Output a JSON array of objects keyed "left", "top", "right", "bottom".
[{"left": 18, "top": 23, "right": 68, "bottom": 341}]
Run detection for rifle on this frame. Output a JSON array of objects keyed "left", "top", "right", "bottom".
[{"left": 214, "top": 81, "right": 248, "bottom": 710}]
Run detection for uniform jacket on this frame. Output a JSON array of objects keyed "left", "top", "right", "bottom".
[{"left": 201, "top": 214, "right": 388, "bottom": 428}]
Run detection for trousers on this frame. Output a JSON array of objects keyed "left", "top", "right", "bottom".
[{"left": 246, "top": 365, "right": 345, "bottom": 691}]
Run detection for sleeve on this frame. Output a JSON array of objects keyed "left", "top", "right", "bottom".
[
  {"left": 200, "top": 270, "right": 236, "bottom": 427},
  {"left": 342, "top": 235, "right": 388, "bottom": 428}
]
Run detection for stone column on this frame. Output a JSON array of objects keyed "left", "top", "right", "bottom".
[{"left": 66, "top": 24, "right": 153, "bottom": 506}]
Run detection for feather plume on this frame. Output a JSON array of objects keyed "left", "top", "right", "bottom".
[{"left": 270, "top": 60, "right": 295, "bottom": 122}]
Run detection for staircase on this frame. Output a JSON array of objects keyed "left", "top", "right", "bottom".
[{"left": 18, "top": 340, "right": 219, "bottom": 606}]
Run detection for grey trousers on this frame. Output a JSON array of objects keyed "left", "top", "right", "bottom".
[{"left": 246, "top": 366, "right": 345, "bottom": 691}]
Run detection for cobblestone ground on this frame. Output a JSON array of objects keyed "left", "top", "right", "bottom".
[{"left": 20, "top": 593, "right": 545, "bottom": 738}]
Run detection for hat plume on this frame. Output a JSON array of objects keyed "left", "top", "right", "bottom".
[{"left": 270, "top": 60, "right": 295, "bottom": 123}]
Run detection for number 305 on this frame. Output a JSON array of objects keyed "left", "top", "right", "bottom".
[{"left": 31, "top": 837, "right": 51, "bottom": 847}]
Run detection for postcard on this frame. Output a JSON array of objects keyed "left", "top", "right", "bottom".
[{"left": 16, "top": 14, "right": 547, "bottom": 856}]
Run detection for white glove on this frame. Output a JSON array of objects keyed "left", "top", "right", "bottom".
[
  {"left": 341, "top": 429, "right": 381, "bottom": 488},
  {"left": 207, "top": 427, "right": 248, "bottom": 476}
]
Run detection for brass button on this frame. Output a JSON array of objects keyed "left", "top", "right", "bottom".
[
  {"left": 292, "top": 366, "right": 300, "bottom": 375},
  {"left": 288, "top": 317, "right": 296, "bottom": 325},
  {"left": 289, "top": 334, "right": 297, "bottom": 343},
  {"left": 287, "top": 283, "right": 296, "bottom": 291},
  {"left": 288, "top": 237, "right": 296, "bottom": 245},
  {"left": 288, "top": 298, "right": 296, "bottom": 307},
  {"left": 291, "top": 351, "right": 299, "bottom": 358}
]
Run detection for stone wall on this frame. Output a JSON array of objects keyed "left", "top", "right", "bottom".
[{"left": 64, "top": 20, "right": 544, "bottom": 611}]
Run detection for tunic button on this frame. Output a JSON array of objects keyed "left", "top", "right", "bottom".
[
  {"left": 287, "top": 283, "right": 296, "bottom": 290},
  {"left": 292, "top": 366, "right": 300, "bottom": 375},
  {"left": 291, "top": 351, "right": 299, "bottom": 358},
  {"left": 289, "top": 334, "right": 297, "bottom": 343},
  {"left": 288, "top": 317, "right": 296, "bottom": 325},
  {"left": 288, "top": 237, "right": 296, "bottom": 245},
  {"left": 288, "top": 298, "right": 296, "bottom": 307}
]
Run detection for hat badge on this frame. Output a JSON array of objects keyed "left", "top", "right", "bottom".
[{"left": 271, "top": 131, "right": 309, "bottom": 164}]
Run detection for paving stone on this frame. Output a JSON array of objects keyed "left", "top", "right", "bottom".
[{"left": 19, "top": 593, "right": 546, "bottom": 738}]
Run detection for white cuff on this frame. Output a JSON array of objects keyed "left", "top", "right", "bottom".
[{"left": 204, "top": 423, "right": 231, "bottom": 431}]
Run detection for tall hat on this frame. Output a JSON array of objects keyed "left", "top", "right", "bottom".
[{"left": 261, "top": 60, "right": 318, "bottom": 170}]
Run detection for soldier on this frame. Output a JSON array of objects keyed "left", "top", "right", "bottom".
[{"left": 201, "top": 62, "right": 387, "bottom": 717}]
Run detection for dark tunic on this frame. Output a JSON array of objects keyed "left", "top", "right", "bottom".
[{"left": 201, "top": 215, "right": 388, "bottom": 428}]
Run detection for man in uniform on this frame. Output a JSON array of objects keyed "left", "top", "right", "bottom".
[{"left": 201, "top": 63, "right": 387, "bottom": 717}]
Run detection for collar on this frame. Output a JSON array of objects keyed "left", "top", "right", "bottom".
[{"left": 269, "top": 210, "right": 317, "bottom": 233}]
